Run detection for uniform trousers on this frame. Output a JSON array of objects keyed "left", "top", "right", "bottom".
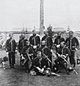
[
  {"left": 69, "top": 50, "right": 75, "bottom": 67},
  {"left": 8, "top": 52, "right": 15, "bottom": 67}
]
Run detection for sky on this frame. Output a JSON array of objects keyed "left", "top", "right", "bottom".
[{"left": 0, "top": 0, "right": 80, "bottom": 31}]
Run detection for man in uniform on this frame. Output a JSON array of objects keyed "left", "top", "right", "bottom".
[
  {"left": 18, "top": 34, "right": 29, "bottom": 66},
  {"left": 18, "top": 34, "right": 25, "bottom": 54},
  {"left": 54, "top": 32, "right": 65, "bottom": 46},
  {"left": 65, "top": 31, "right": 79, "bottom": 67},
  {"left": 41, "top": 31, "right": 48, "bottom": 41},
  {"left": 57, "top": 40, "right": 71, "bottom": 58},
  {"left": 55, "top": 40, "right": 71, "bottom": 74},
  {"left": 6, "top": 33, "right": 16, "bottom": 68},
  {"left": 47, "top": 25, "right": 53, "bottom": 38},
  {"left": 42, "top": 30, "right": 53, "bottom": 49},
  {"left": 29, "top": 30, "right": 40, "bottom": 46},
  {"left": 46, "top": 33, "right": 53, "bottom": 49},
  {"left": 41, "top": 41, "right": 52, "bottom": 69},
  {"left": 31, "top": 51, "right": 49, "bottom": 75}
]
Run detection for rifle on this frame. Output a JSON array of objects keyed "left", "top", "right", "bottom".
[
  {"left": 57, "top": 53, "right": 78, "bottom": 75},
  {"left": 34, "top": 66, "right": 60, "bottom": 76},
  {"left": 42, "top": 52, "right": 52, "bottom": 63},
  {"left": 20, "top": 54, "right": 27, "bottom": 66}
]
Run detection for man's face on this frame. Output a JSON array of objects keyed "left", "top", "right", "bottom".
[
  {"left": 33, "top": 31, "right": 36, "bottom": 36},
  {"left": 26, "top": 41, "right": 30, "bottom": 45},
  {"left": 60, "top": 42, "right": 65, "bottom": 47},
  {"left": 37, "top": 52, "right": 42, "bottom": 58},
  {"left": 9, "top": 34, "right": 13, "bottom": 39},
  {"left": 69, "top": 31, "right": 73, "bottom": 37}
]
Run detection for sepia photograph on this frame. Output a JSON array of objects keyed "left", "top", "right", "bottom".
[{"left": 0, "top": 0, "right": 80, "bottom": 86}]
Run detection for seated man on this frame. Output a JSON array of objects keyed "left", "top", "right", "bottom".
[
  {"left": 20, "top": 40, "right": 32, "bottom": 73},
  {"left": 57, "top": 40, "right": 71, "bottom": 59},
  {"left": 54, "top": 40, "right": 71, "bottom": 74},
  {"left": 30, "top": 51, "right": 49, "bottom": 75}
]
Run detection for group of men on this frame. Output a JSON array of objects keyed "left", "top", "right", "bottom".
[{"left": 5, "top": 29, "right": 79, "bottom": 75}]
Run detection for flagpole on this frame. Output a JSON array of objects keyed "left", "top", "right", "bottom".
[{"left": 40, "top": 0, "right": 44, "bottom": 35}]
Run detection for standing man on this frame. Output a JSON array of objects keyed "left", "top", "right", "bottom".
[
  {"left": 6, "top": 33, "right": 16, "bottom": 68},
  {"left": 66, "top": 31, "right": 79, "bottom": 67},
  {"left": 18, "top": 34, "right": 25, "bottom": 54},
  {"left": 42, "top": 30, "right": 53, "bottom": 49},
  {"left": 54, "top": 32, "right": 65, "bottom": 46},
  {"left": 41, "top": 31, "right": 48, "bottom": 41},
  {"left": 29, "top": 30, "right": 40, "bottom": 47},
  {"left": 47, "top": 25, "right": 53, "bottom": 38},
  {"left": 46, "top": 33, "right": 53, "bottom": 49}
]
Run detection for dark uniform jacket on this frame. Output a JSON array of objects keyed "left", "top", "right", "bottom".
[
  {"left": 6, "top": 38, "right": 16, "bottom": 52},
  {"left": 42, "top": 46, "right": 52, "bottom": 61},
  {"left": 55, "top": 46, "right": 71, "bottom": 68},
  {"left": 18, "top": 38, "right": 28, "bottom": 54},
  {"left": 41, "top": 35, "right": 47, "bottom": 41},
  {"left": 28, "top": 45, "right": 37, "bottom": 59},
  {"left": 54, "top": 36, "right": 65, "bottom": 45},
  {"left": 65, "top": 37, "right": 79, "bottom": 50},
  {"left": 57, "top": 46, "right": 71, "bottom": 56},
  {"left": 29, "top": 35, "right": 40, "bottom": 46},
  {"left": 18, "top": 39, "right": 24, "bottom": 53},
  {"left": 32, "top": 57, "right": 49, "bottom": 68},
  {"left": 46, "top": 36, "right": 53, "bottom": 49},
  {"left": 42, "top": 35, "right": 53, "bottom": 49}
]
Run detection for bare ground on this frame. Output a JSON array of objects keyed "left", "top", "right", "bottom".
[{"left": 0, "top": 50, "right": 80, "bottom": 86}]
